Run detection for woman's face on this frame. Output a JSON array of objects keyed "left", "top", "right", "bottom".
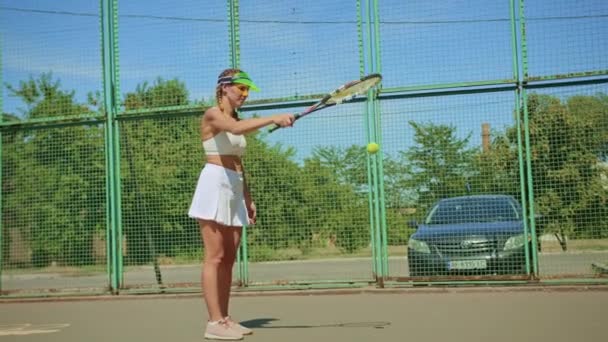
[{"left": 224, "top": 83, "right": 250, "bottom": 108}]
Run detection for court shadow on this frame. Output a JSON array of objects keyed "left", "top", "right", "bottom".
[{"left": 241, "top": 318, "right": 390, "bottom": 330}]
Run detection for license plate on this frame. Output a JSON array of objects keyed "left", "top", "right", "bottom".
[{"left": 449, "top": 259, "right": 487, "bottom": 270}]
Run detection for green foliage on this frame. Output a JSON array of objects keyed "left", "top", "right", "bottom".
[
  {"left": 470, "top": 132, "right": 522, "bottom": 196},
  {"left": 241, "top": 134, "right": 308, "bottom": 251},
  {"left": 312, "top": 145, "right": 368, "bottom": 186},
  {"left": 385, "top": 208, "right": 413, "bottom": 245},
  {"left": 4, "top": 71, "right": 607, "bottom": 269},
  {"left": 6, "top": 72, "right": 92, "bottom": 118},
  {"left": 523, "top": 93, "right": 608, "bottom": 241},
  {"left": 4, "top": 74, "right": 105, "bottom": 267},
  {"left": 244, "top": 141, "right": 370, "bottom": 255},
  {"left": 301, "top": 157, "right": 369, "bottom": 253},
  {"left": 124, "top": 77, "right": 190, "bottom": 110},
  {"left": 121, "top": 78, "right": 201, "bottom": 264},
  {"left": 471, "top": 93, "right": 608, "bottom": 242},
  {"left": 401, "top": 121, "right": 476, "bottom": 215}
]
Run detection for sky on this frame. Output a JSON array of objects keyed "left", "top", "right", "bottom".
[{"left": 1, "top": 0, "right": 607, "bottom": 160}]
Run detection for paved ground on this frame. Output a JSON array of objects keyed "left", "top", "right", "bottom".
[
  {"left": 4, "top": 251, "right": 607, "bottom": 292},
  {"left": 1, "top": 286, "right": 607, "bottom": 342}
]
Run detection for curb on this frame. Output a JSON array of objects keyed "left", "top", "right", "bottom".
[{"left": 2, "top": 283, "right": 608, "bottom": 304}]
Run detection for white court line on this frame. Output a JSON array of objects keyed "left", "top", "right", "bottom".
[{"left": 0, "top": 323, "right": 70, "bottom": 336}]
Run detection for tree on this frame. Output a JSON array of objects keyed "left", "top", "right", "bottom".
[
  {"left": 312, "top": 145, "right": 368, "bottom": 188},
  {"left": 567, "top": 94, "right": 608, "bottom": 162},
  {"left": 123, "top": 77, "right": 189, "bottom": 110},
  {"left": 5, "top": 74, "right": 104, "bottom": 266},
  {"left": 470, "top": 131, "right": 522, "bottom": 197},
  {"left": 242, "top": 134, "right": 310, "bottom": 249},
  {"left": 401, "top": 121, "right": 476, "bottom": 215},
  {"left": 300, "top": 155, "right": 369, "bottom": 253},
  {"left": 522, "top": 93, "right": 608, "bottom": 249},
  {"left": 312, "top": 145, "right": 416, "bottom": 245},
  {"left": 6, "top": 72, "right": 92, "bottom": 119},
  {"left": 120, "top": 77, "right": 201, "bottom": 263}
]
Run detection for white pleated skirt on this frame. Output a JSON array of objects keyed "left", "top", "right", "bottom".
[{"left": 188, "top": 163, "right": 248, "bottom": 227}]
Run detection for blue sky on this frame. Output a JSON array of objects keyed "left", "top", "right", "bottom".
[{"left": 1, "top": 0, "right": 606, "bottom": 159}]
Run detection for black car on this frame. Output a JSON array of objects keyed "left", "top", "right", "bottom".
[{"left": 407, "top": 195, "right": 530, "bottom": 277}]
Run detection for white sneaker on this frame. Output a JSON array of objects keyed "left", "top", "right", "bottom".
[
  {"left": 225, "top": 316, "right": 253, "bottom": 335},
  {"left": 204, "top": 320, "right": 243, "bottom": 340}
]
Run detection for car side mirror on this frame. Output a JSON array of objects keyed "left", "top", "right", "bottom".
[{"left": 407, "top": 220, "right": 418, "bottom": 228}]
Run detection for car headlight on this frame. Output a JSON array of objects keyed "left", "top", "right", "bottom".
[
  {"left": 408, "top": 238, "right": 430, "bottom": 254},
  {"left": 503, "top": 234, "right": 525, "bottom": 250}
]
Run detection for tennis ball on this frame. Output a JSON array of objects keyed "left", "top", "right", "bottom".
[{"left": 367, "top": 142, "right": 379, "bottom": 154}]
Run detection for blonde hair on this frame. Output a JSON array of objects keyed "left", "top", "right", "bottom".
[{"left": 216, "top": 68, "right": 242, "bottom": 119}]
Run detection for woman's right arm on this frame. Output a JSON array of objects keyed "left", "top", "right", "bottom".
[{"left": 205, "top": 107, "right": 294, "bottom": 135}]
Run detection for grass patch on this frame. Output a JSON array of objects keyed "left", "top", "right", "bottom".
[{"left": 541, "top": 239, "right": 608, "bottom": 252}]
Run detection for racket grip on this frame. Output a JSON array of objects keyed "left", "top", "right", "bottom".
[{"left": 268, "top": 113, "right": 301, "bottom": 133}]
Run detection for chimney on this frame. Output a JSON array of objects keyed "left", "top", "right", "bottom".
[{"left": 482, "top": 123, "right": 490, "bottom": 152}]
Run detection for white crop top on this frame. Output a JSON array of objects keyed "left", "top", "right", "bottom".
[{"left": 202, "top": 131, "right": 247, "bottom": 156}]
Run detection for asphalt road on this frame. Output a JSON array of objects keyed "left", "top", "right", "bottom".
[{"left": 2, "top": 251, "right": 607, "bottom": 293}]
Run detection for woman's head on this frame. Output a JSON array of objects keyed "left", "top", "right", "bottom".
[{"left": 215, "top": 68, "right": 260, "bottom": 112}]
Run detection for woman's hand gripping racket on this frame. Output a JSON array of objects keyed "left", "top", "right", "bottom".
[{"left": 269, "top": 73, "right": 382, "bottom": 133}]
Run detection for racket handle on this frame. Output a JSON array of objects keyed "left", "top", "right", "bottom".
[{"left": 268, "top": 113, "right": 301, "bottom": 133}]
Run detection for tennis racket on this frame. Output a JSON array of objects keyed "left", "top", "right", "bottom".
[{"left": 269, "top": 73, "right": 382, "bottom": 133}]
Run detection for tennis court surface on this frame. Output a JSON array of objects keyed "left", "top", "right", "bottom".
[{"left": 1, "top": 286, "right": 606, "bottom": 342}]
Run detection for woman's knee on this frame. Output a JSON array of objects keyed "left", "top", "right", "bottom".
[
  {"left": 205, "top": 251, "right": 237, "bottom": 267},
  {"left": 204, "top": 249, "right": 225, "bottom": 265}
]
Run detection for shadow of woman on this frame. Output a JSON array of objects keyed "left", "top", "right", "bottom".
[{"left": 241, "top": 318, "right": 390, "bottom": 329}]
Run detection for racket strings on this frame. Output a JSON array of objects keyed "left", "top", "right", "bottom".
[{"left": 326, "top": 76, "right": 382, "bottom": 104}]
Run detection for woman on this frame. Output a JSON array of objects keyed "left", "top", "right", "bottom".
[{"left": 189, "top": 68, "right": 294, "bottom": 340}]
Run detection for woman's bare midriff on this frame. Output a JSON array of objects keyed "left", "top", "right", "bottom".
[{"left": 206, "top": 155, "right": 244, "bottom": 173}]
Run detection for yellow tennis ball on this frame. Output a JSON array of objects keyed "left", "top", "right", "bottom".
[{"left": 367, "top": 142, "right": 379, "bottom": 154}]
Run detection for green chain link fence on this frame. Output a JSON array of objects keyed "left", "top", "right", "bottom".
[{"left": 1, "top": 0, "right": 607, "bottom": 297}]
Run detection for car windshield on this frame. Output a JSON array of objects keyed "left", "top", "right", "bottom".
[{"left": 425, "top": 197, "right": 521, "bottom": 224}]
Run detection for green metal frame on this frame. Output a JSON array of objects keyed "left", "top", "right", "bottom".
[
  {"left": 227, "top": 0, "right": 250, "bottom": 287},
  {"left": 2, "top": 0, "right": 608, "bottom": 297},
  {"left": 359, "top": 0, "right": 377, "bottom": 281},
  {"left": 511, "top": 0, "right": 533, "bottom": 276},
  {"left": 517, "top": 0, "right": 539, "bottom": 276},
  {"left": 362, "top": 0, "right": 385, "bottom": 284},
  {"left": 373, "top": 0, "right": 389, "bottom": 283},
  {"left": 101, "top": 0, "right": 123, "bottom": 293},
  {"left": 101, "top": 0, "right": 608, "bottom": 294}
]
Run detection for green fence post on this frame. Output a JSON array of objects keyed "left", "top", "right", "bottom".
[
  {"left": 518, "top": 0, "right": 539, "bottom": 277},
  {"left": 227, "top": 0, "right": 249, "bottom": 287},
  {"left": 358, "top": 0, "right": 378, "bottom": 281},
  {"left": 228, "top": 0, "right": 240, "bottom": 68},
  {"left": 362, "top": 0, "right": 386, "bottom": 285},
  {"left": 371, "top": 0, "right": 389, "bottom": 281},
  {"left": 363, "top": 0, "right": 379, "bottom": 284},
  {"left": 515, "top": 91, "right": 533, "bottom": 275},
  {"left": 521, "top": 89, "right": 540, "bottom": 277},
  {"left": 101, "top": 0, "right": 123, "bottom": 293},
  {"left": 510, "top": 0, "right": 532, "bottom": 276}
]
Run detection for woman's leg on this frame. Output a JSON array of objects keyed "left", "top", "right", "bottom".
[
  {"left": 199, "top": 219, "right": 242, "bottom": 321},
  {"left": 219, "top": 226, "right": 242, "bottom": 317},
  {"left": 199, "top": 219, "right": 228, "bottom": 322}
]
